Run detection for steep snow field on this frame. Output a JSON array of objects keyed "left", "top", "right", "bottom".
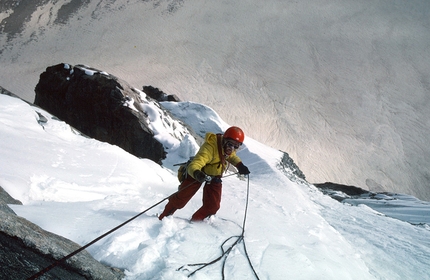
[
  {"left": 0, "top": 1, "right": 429, "bottom": 202},
  {"left": 1, "top": 94, "right": 429, "bottom": 279}
]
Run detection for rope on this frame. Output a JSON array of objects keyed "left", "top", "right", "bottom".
[
  {"left": 177, "top": 175, "right": 260, "bottom": 279},
  {"left": 241, "top": 175, "right": 260, "bottom": 279},
  {"left": 27, "top": 172, "right": 246, "bottom": 279},
  {"left": 27, "top": 179, "right": 199, "bottom": 280}
]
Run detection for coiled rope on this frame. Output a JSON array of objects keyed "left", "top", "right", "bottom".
[{"left": 177, "top": 175, "right": 260, "bottom": 279}]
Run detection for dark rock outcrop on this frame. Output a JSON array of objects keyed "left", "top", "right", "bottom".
[
  {"left": 314, "top": 182, "right": 369, "bottom": 196},
  {"left": 34, "top": 63, "right": 167, "bottom": 163},
  {"left": 279, "top": 151, "right": 306, "bottom": 181},
  {"left": 0, "top": 186, "right": 124, "bottom": 279},
  {"left": 314, "top": 182, "right": 370, "bottom": 202},
  {"left": 142, "top": 85, "right": 180, "bottom": 102}
]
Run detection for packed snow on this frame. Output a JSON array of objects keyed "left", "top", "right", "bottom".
[
  {"left": 1, "top": 0, "right": 430, "bottom": 201},
  {"left": 1, "top": 94, "right": 429, "bottom": 279}
]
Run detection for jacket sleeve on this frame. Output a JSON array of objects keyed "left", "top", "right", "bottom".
[{"left": 228, "top": 153, "right": 242, "bottom": 167}]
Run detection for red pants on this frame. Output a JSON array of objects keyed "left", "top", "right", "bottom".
[{"left": 159, "top": 176, "right": 222, "bottom": 221}]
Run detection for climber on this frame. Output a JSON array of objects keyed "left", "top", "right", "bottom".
[{"left": 159, "top": 126, "right": 250, "bottom": 221}]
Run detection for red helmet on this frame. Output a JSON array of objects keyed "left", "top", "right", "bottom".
[{"left": 223, "top": 126, "right": 245, "bottom": 143}]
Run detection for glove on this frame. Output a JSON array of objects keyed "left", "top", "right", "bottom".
[
  {"left": 194, "top": 170, "right": 208, "bottom": 183},
  {"left": 236, "top": 162, "right": 250, "bottom": 175}
]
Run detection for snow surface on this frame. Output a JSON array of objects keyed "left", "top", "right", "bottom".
[
  {"left": 1, "top": 0, "right": 430, "bottom": 201},
  {"left": 1, "top": 94, "right": 429, "bottom": 279}
]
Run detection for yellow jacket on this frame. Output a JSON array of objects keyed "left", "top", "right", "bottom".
[{"left": 188, "top": 133, "right": 242, "bottom": 178}]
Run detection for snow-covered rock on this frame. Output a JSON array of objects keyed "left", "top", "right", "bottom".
[{"left": 34, "top": 63, "right": 192, "bottom": 164}]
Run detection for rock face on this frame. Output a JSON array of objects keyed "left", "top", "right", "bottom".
[
  {"left": 34, "top": 63, "right": 168, "bottom": 163},
  {"left": 0, "top": 186, "right": 124, "bottom": 279}
]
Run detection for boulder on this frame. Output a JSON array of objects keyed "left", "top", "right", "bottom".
[{"left": 34, "top": 63, "right": 167, "bottom": 163}]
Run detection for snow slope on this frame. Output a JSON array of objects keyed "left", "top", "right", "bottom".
[
  {"left": 1, "top": 94, "right": 429, "bottom": 279},
  {"left": 1, "top": 0, "right": 430, "bottom": 201}
]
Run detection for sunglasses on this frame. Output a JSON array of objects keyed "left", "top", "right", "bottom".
[{"left": 225, "top": 141, "right": 241, "bottom": 150}]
